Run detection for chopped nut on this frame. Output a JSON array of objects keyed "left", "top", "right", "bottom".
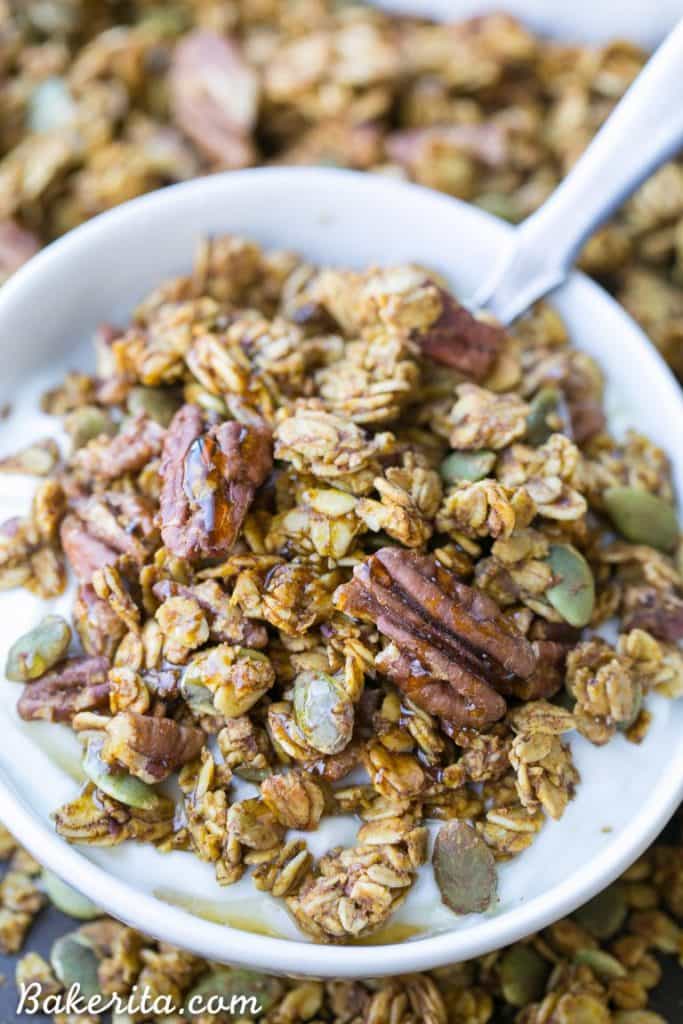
[
  {"left": 17, "top": 655, "right": 110, "bottom": 723},
  {"left": 336, "top": 547, "right": 538, "bottom": 728},
  {"left": 72, "top": 412, "right": 164, "bottom": 482},
  {"left": 103, "top": 711, "right": 204, "bottom": 782},
  {"left": 170, "top": 31, "right": 258, "bottom": 169},
  {"left": 159, "top": 404, "right": 272, "bottom": 560}
]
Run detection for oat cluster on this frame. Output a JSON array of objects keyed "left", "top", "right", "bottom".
[
  {"left": 1, "top": 228, "right": 681, "bottom": 943},
  {"left": 5, "top": 818, "right": 683, "bottom": 1023},
  {"left": 1, "top": 2, "right": 683, "bottom": 379}
]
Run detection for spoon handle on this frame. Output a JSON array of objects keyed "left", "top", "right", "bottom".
[{"left": 472, "top": 18, "right": 683, "bottom": 324}]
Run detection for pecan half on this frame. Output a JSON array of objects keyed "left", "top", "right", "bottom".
[
  {"left": 61, "top": 492, "right": 157, "bottom": 588},
  {"left": 159, "top": 404, "right": 273, "bottom": 560},
  {"left": 335, "top": 547, "right": 538, "bottom": 728},
  {"left": 73, "top": 583, "right": 127, "bottom": 659},
  {"left": 415, "top": 287, "right": 506, "bottom": 380},
  {"left": 169, "top": 30, "right": 259, "bottom": 169},
  {"left": 60, "top": 514, "right": 117, "bottom": 584},
  {"left": 568, "top": 398, "right": 606, "bottom": 444},
  {"left": 71, "top": 493, "right": 158, "bottom": 564},
  {"left": 103, "top": 711, "right": 205, "bottom": 783},
  {"left": 623, "top": 585, "right": 683, "bottom": 642},
  {"left": 17, "top": 656, "right": 110, "bottom": 723},
  {"left": 72, "top": 412, "right": 165, "bottom": 482}
]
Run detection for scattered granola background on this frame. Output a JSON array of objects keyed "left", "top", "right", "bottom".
[
  {"left": 0, "top": 1, "right": 682, "bottom": 375},
  {"left": 2, "top": 818, "right": 683, "bottom": 1022}
]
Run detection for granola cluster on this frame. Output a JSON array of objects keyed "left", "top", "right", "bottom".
[
  {"left": 5, "top": 816, "right": 683, "bottom": 1023},
  {"left": 1, "top": 3, "right": 683, "bottom": 379},
  {"left": 1, "top": 230, "right": 681, "bottom": 943}
]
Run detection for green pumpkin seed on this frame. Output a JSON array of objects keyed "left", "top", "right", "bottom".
[
  {"left": 0, "top": 438, "right": 60, "bottom": 476},
  {"left": 545, "top": 544, "right": 595, "bottom": 628},
  {"left": 5, "top": 614, "right": 71, "bottom": 681},
  {"left": 127, "top": 386, "right": 182, "bottom": 427},
  {"left": 181, "top": 646, "right": 271, "bottom": 718},
  {"left": 613, "top": 1013, "right": 671, "bottom": 1024},
  {"left": 65, "top": 405, "right": 117, "bottom": 449},
  {"left": 185, "top": 968, "right": 283, "bottom": 1016},
  {"left": 293, "top": 671, "right": 354, "bottom": 755},
  {"left": 603, "top": 486, "right": 678, "bottom": 552},
  {"left": 432, "top": 820, "right": 497, "bottom": 915},
  {"left": 50, "top": 933, "right": 101, "bottom": 1000},
  {"left": 440, "top": 450, "right": 496, "bottom": 485},
  {"left": 180, "top": 676, "right": 216, "bottom": 717},
  {"left": 138, "top": 7, "right": 190, "bottom": 36},
  {"left": 183, "top": 383, "right": 228, "bottom": 417},
  {"left": 500, "top": 945, "right": 549, "bottom": 1006},
  {"left": 476, "top": 193, "right": 521, "bottom": 223},
  {"left": 526, "top": 387, "right": 567, "bottom": 446},
  {"left": 574, "top": 884, "right": 627, "bottom": 939},
  {"left": 618, "top": 680, "right": 643, "bottom": 731},
  {"left": 574, "top": 948, "right": 627, "bottom": 980},
  {"left": 43, "top": 870, "right": 101, "bottom": 920},
  {"left": 234, "top": 764, "right": 270, "bottom": 783},
  {"left": 82, "top": 736, "right": 164, "bottom": 811}
]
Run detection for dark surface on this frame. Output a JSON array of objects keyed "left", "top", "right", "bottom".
[{"left": 1, "top": 834, "right": 682, "bottom": 1022}]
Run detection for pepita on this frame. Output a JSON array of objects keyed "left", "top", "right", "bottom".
[
  {"left": 5, "top": 614, "right": 71, "bottom": 681},
  {"left": 618, "top": 681, "right": 643, "bottom": 731},
  {"left": 50, "top": 933, "right": 101, "bottom": 1000},
  {"left": 526, "top": 386, "right": 567, "bottom": 446},
  {"left": 574, "top": 947, "right": 627, "bottom": 980},
  {"left": 432, "top": 820, "right": 497, "bottom": 915},
  {"left": 82, "top": 735, "right": 165, "bottom": 811},
  {"left": 500, "top": 944, "right": 549, "bottom": 1006},
  {"left": 440, "top": 449, "right": 496, "bottom": 485},
  {"left": 43, "top": 870, "right": 101, "bottom": 920},
  {"left": 181, "top": 645, "right": 273, "bottom": 719},
  {"left": 293, "top": 670, "right": 354, "bottom": 755},
  {"left": 0, "top": 438, "right": 60, "bottom": 476},
  {"left": 612, "top": 1013, "right": 671, "bottom": 1024},
  {"left": 574, "top": 884, "right": 628, "bottom": 939},
  {"left": 65, "top": 405, "right": 117, "bottom": 449},
  {"left": 185, "top": 967, "right": 283, "bottom": 1016},
  {"left": 545, "top": 544, "right": 595, "bottom": 628},
  {"left": 603, "top": 487, "right": 678, "bottom": 552},
  {"left": 127, "top": 386, "right": 182, "bottom": 427},
  {"left": 179, "top": 676, "right": 216, "bottom": 718},
  {"left": 183, "top": 383, "right": 228, "bottom": 417}
]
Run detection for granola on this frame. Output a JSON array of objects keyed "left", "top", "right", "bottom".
[{"left": 1, "top": 228, "right": 680, "bottom": 943}]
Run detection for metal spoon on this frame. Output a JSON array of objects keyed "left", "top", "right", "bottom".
[{"left": 472, "top": 18, "right": 683, "bottom": 323}]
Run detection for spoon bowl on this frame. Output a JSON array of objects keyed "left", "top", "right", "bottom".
[{"left": 0, "top": 167, "right": 682, "bottom": 977}]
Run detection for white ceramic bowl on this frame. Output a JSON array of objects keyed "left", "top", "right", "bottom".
[
  {"left": 377, "top": 0, "right": 683, "bottom": 47},
  {"left": 0, "top": 168, "right": 682, "bottom": 977}
]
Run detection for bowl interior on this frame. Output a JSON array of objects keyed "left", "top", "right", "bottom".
[{"left": 0, "top": 168, "right": 682, "bottom": 978}]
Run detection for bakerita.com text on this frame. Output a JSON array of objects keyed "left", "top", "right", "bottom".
[{"left": 18, "top": 981, "right": 263, "bottom": 1017}]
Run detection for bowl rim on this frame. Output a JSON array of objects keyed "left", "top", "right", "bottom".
[{"left": 1, "top": 166, "right": 682, "bottom": 978}]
